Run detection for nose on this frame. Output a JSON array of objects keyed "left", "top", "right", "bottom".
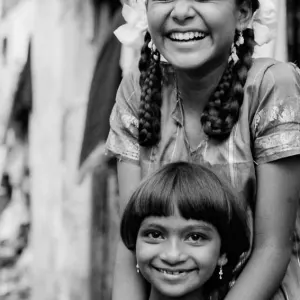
[
  {"left": 160, "top": 239, "right": 188, "bottom": 265},
  {"left": 170, "top": 0, "right": 196, "bottom": 23}
]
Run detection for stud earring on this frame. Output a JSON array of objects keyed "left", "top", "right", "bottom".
[
  {"left": 136, "top": 264, "right": 140, "bottom": 273},
  {"left": 219, "top": 265, "right": 223, "bottom": 280}
]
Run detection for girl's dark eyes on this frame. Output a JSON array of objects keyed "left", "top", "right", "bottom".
[
  {"left": 141, "top": 230, "right": 209, "bottom": 243},
  {"left": 186, "top": 233, "right": 208, "bottom": 243},
  {"left": 145, "top": 230, "right": 164, "bottom": 240}
]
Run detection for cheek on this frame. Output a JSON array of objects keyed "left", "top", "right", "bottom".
[
  {"left": 198, "top": 240, "right": 222, "bottom": 268},
  {"left": 147, "top": 20, "right": 161, "bottom": 45},
  {"left": 206, "top": 251, "right": 220, "bottom": 269},
  {"left": 212, "top": 19, "right": 235, "bottom": 42},
  {"left": 136, "top": 241, "right": 156, "bottom": 265},
  {"left": 146, "top": 6, "right": 169, "bottom": 38},
  {"left": 204, "top": 8, "right": 237, "bottom": 41},
  {"left": 194, "top": 249, "right": 221, "bottom": 278}
]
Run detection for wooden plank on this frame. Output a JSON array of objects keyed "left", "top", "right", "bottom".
[{"left": 30, "top": 1, "right": 100, "bottom": 299}]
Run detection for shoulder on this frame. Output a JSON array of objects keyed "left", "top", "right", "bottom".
[
  {"left": 245, "top": 58, "right": 300, "bottom": 117},
  {"left": 115, "top": 67, "right": 141, "bottom": 115},
  {"left": 247, "top": 58, "right": 300, "bottom": 93},
  {"left": 245, "top": 60, "right": 300, "bottom": 164},
  {"left": 118, "top": 67, "right": 141, "bottom": 101}
]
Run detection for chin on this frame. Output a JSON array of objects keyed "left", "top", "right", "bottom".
[
  {"left": 153, "top": 280, "right": 202, "bottom": 298},
  {"left": 156, "top": 286, "right": 191, "bottom": 298},
  {"left": 164, "top": 55, "right": 210, "bottom": 72}
]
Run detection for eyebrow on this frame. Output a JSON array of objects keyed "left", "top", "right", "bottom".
[
  {"left": 139, "top": 223, "right": 165, "bottom": 231},
  {"left": 181, "top": 224, "right": 215, "bottom": 233},
  {"left": 140, "top": 221, "right": 215, "bottom": 233}
]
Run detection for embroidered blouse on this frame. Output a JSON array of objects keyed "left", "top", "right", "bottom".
[{"left": 106, "top": 58, "right": 300, "bottom": 300}]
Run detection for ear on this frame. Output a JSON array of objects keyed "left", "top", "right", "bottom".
[
  {"left": 236, "top": 1, "right": 253, "bottom": 31},
  {"left": 218, "top": 254, "right": 228, "bottom": 266}
]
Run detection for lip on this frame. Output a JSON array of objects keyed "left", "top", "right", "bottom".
[
  {"left": 166, "top": 28, "right": 208, "bottom": 35},
  {"left": 153, "top": 266, "right": 197, "bottom": 274},
  {"left": 152, "top": 266, "right": 197, "bottom": 281},
  {"left": 154, "top": 266, "right": 196, "bottom": 272},
  {"left": 165, "top": 29, "right": 208, "bottom": 44}
]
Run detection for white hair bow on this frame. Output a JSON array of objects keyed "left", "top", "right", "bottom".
[
  {"left": 114, "top": 0, "right": 147, "bottom": 49},
  {"left": 248, "top": 0, "right": 277, "bottom": 46}
]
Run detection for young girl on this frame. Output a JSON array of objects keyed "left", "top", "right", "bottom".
[
  {"left": 106, "top": 0, "right": 300, "bottom": 300},
  {"left": 121, "top": 162, "right": 250, "bottom": 300}
]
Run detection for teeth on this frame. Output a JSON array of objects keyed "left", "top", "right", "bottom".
[
  {"left": 170, "top": 32, "right": 206, "bottom": 41},
  {"left": 158, "top": 269, "right": 185, "bottom": 275},
  {"left": 171, "top": 271, "right": 180, "bottom": 275}
]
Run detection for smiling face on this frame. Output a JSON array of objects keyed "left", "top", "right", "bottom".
[
  {"left": 146, "top": 0, "right": 247, "bottom": 71},
  {"left": 136, "top": 211, "right": 223, "bottom": 298}
]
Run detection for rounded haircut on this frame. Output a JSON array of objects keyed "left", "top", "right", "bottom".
[{"left": 121, "top": 162, "right": 251, "bottom": 292}]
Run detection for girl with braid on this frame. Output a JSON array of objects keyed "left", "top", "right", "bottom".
[{"left": 106, "top": 1, "right": 300, "bottom": 300}]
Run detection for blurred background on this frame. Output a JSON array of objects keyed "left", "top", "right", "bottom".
[{"left": 0, "top": 0, "right": 298, "bottom": 300}]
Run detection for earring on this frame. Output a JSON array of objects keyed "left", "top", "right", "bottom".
[
  {"left": 136, "top": 264, "right": 140, "bottom": 273},
  {"left": 219, "top": 265, "right": 223, "bottom": 280}
]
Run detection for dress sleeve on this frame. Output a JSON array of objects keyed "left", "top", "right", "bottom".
[
  {"left": 105, "top": 72, "right": 140, "bottom": 164},
  {"left": 251, "top": 62, "right": 300, "bottom": 164}
]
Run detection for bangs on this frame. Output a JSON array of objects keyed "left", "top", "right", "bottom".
[
  {"left": 121, "top": 162, "right": 236, "bottom": 250},
  {"left": 174, "top": 164, "right": 234, "bottom": 240},
  {"left": 129, "top": 168, "right": 177, "bottom": 218},
  {"left": 120, "top": 167, "right": 177, "bottom": 250}
]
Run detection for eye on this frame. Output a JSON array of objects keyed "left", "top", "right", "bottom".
[
  {"left": 145, "top": 230, "right": 164, "bottom": 240},
  {"left": 186, "top": 233, "right": 207, "bottom": 244}
]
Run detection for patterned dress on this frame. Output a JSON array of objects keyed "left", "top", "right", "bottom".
[{"left": 106, "top": 58, "right": 300, "bottom": 300}]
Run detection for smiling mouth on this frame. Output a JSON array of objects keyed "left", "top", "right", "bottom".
[
  {"left": 154, "top": 267, "right": 196, "bottom": 276},
  {"left": 168, "top": 31, "right": 207, "bottom": 42}
]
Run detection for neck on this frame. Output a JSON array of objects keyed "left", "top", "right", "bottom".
[
  {"left": 175, "top": 60, "right": 228, "bottom": 111},
  {"left": 149, "top": 286, "right": 207, "bottom": 300}
]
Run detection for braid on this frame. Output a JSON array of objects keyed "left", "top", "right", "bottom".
[
  {"left": 138, "top": 32, "right": 151, "bottom": 87},
  {"left": 201, "top": 61, "right": 234, "bottom": 138},
  {"left": 201, "top": 29, "right": 255, "bottom": 140},
  {"left": 138, "top": 32, "right": 163, "bottom": 147}
]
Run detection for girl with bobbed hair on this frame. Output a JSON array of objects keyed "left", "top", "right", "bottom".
[
  {"left": 121, "top": 162, "right": 250, "bottom": 300},
  {"left": 106, "top": 0, "right": 300, "bottom": 299}
]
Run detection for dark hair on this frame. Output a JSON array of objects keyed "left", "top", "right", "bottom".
[
  {"left": 138, "top": 0, "right": 259, "bottom": 146},
  {"left": 121, "top": 162, "right": 250, "bottom": 294},
  {"left": 138, "top": 31, "right": 162, "bottom": 146}
]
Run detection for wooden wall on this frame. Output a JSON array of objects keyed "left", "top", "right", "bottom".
[{"left": 30, "top": 1, "right": 117, "bottom": 299}]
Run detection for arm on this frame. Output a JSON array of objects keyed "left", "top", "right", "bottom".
[
  {"left": 224, "top": 155, "right": 300, "bottom": 300},
  {"left": 112, "top": 160, "right": 148, "bottom": 300}
]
